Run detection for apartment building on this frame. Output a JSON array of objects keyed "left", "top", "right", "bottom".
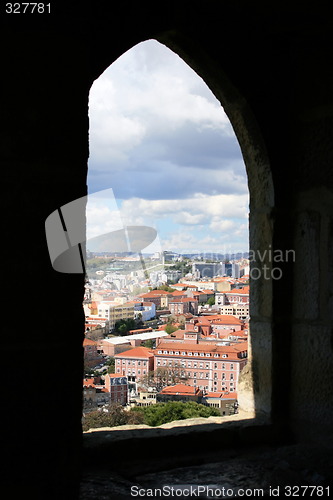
[
  {"left": 104, "top": 373, "right": 128, "bottom": 405},
  {"left": 114, "top": 346, "right": 154, "bottom": 393},
  {"left": 202, "top": 391, "right": 238, "bottom": 415},
  {"left": 83, "top": 377, "right": 110, "bottom": 411},
  {"left": 168, "top": 297, "right": 199, "bottom": 316},
  {"left": 154, "top": 340, "right": 247, "bottom": 393},
  {"left": 200, "top": 315, "right": 244, "bottom": 334},
  {"left": 128, "top": 389, "right": 157, "bottom": 407},
  {"left": 219, "top": 303, "right": 250, "bottom": 319},
  {"left": 215, "top": 287, "right": 249, "bottom": 319},
  {"left": 215, "top": 287, "right": 249, "bottom": 306},
  {"left": 97, "top": 300, "right": 135, "bottom": 331},
  {"left": 138, "top": 290, "right": 172, "bottom": 309},
  {"left": 157, "top": 384, "right": 203, "bottom": 403},
  {"left": 180, "top": 279, "right": 218, "bottom": 292},
  {"left": 83, "top": 338, "right": 102, "bottom": 368},
  {"left": 132, "top": 300, "right": 156, "bottom": 321}
]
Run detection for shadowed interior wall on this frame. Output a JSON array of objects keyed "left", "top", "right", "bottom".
[{"left": 1, "top": 2, "right": 332, "bottom": 498}]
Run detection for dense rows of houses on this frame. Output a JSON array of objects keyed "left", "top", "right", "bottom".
[
  {"left": 83, "top": 311, "right": 248, "bottom": 416},
  {"left": 82, "top": 272, "right": 249, "bottom": 417},
  {"left": 83, "top": 274, "right": 249, "bottom": 333}
]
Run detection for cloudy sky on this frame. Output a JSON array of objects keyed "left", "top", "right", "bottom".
[{"left": 87, "top": 40, "right": 249, "bottom": 255}]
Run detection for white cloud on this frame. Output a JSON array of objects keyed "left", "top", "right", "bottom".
[
  {"left": 88, "top": 40, "right": 231, "bottom": 171},
  {"left": 119, "top": 193, "right": 248, "bottom": 225},
  {"left": 87, "top": 40, "right": 249, "bottom": 253}
]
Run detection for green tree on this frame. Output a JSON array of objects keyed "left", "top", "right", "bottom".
[
  {"left": 207, "top": 296, "right": 215, "bottom": 306},
  {"left": 130, "top": 401, "right": 220, "bottom": 427},
  {"left": 106, "top": 357, "right": 115, "bottom": 373},
  {"left": 153, "top": 285, "right": 176, "bottom": 293},
  {"left": 142, "top": 339, "right": 154, "bottom": 349},
  {"left": 165, "top": 324, "right": 178, "bottom": 334},
  {"left": 114, "top": 318, "right": 137, "bottom": 335}
]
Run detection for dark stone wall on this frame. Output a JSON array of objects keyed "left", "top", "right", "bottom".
[{"left": 1, "top": 2, "right": 332, "bottom": 497}]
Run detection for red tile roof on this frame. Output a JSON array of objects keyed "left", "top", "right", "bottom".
[
  {"left": 83, "top": 338, "right": 98, "bottom": 346},
  {"left": 203, "top": 391, "right": 237, "bottom": 399},
  {"left": 114, "top": 346, "right": 154, "bottom": 359},
  {"left": 140, "top": 290, "right": 171, "bottom": 296},
  {"left": 128, "top": 327, "right": 153, "bottom": 334},
  {"left": 169, "top": 297, "right": 198, "bottom": 303},
  {"left": 201, "top": 315, "right": 243, "bottom": 325},
  {"left": 167, "top": 329, "right": 185, "bottom": 337},
  {"left": 155, "top": 341, "right": 247, "bottom": 359},
  {"left": 83, "top": 378, "right": 96, "bottom": 388},
  {"left": 159, "top": 384, "right": 202, "bottom": 395},
  {"left": 195, "top": 318, "right": 211, "bottom": 326},
  {"left": 227, "top": 286, "right": 249, "bottom": 295}
]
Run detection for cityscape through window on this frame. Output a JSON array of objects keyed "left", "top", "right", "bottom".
[{"left": 82, "top": 40, "right": 250, "bottom": 430}]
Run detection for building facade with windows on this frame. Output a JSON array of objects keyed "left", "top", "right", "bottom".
[
  {"left": 104, "top": 373, "right": 128, "bottom": 405},
  {"left": 156, "top": 384, "right": 203, "bottom": 403},
  {"left": 83, "top": 377, "right": 110, "bottom": 411},
  {"left": 97, "top": 300, "right": 135, "bottom": 331},
  {"left": 215, "top": 287, "right": 249, "bottom": 306},
  {"left": 168, "top": 297, "right": 199, "bottom": 316},
  {"left": 154, "top": 341, "right": 247, "bottom": 393},
  {"left": 201, "top": 391, "right": 238, "bottom": 416},
  {"left": 114, "top": 346, "right": 154, "bottom": 393}
]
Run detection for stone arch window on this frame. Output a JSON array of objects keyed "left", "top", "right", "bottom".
[{"left": 87, "top": 37, "right": 274, "bottom": 423}]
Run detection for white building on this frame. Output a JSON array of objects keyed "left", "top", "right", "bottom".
[{"left": 134, "top": 301, "right": 156, "bottom": 322}]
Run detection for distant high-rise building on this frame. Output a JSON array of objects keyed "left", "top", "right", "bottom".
[
  {"left": 192, "top": 262, "right": 240, "bottom": 279},
  {"left": 192, "top": 262, "right": 224, "bottom": 278}
]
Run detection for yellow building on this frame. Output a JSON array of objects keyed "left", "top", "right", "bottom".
[{"left": 97, "top": 301, "right": 135, "bottom": 331}]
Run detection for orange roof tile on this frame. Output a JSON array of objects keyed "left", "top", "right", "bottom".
[
  {"left": 160, "top": 384, "right": 201, "bottom": 395},
  {"left": 83, "top": 338, "right": 98, "bottom": 346},
  {"left": 114, "top": 346, "right": 154, "bottom": 359},
  {"left": 83, "top": 378, "right": 95, "bottom": 388},
  {"left": 140, "top": 290, "right": 171, "bottom": 296},
  {"left": 201, "top": 315, "right": 242, "bottom": 325},
  {"left": 128, "top": 327, "right": 153, "bottom": 334},
  {"left": 227, "top": 287, "right": 249, "bottom": 294},
  {"left": 204, "top": 391, "right": 237, "bottom": 399},
  {"left": 169, "top": 297, "right": 198, "bottom": 303},
  {"left": 155, "top": 341, "right": 247, "bottom": 359}
]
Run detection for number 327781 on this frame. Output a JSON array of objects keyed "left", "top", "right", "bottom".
[{"left": 6, "top": 3, "right": 51, "bottom": 14}]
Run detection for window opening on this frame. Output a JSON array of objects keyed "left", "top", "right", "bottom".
[{"left": 83, "top": 39, "right": 251, "bottom": 429}]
